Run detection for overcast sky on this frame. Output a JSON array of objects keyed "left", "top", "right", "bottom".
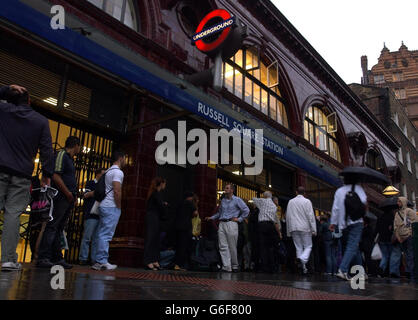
[{"left": 271, "top": 0, "right": 418, "bottom": 84}]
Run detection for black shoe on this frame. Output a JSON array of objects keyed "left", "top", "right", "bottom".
[
  {"left": 390, "top": 273, "right": 400, "bottom": 278},
  {"left": 53, "top": 259, "right": 73, "bottom": 269},
  {"left": 36, "top": 259, "right": 54, "bottom": 268},
  {"left": 79, "top": 260, "right": 89, "bottom": 266}
]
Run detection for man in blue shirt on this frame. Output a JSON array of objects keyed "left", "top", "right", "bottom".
[{"left": 206, "top": 184, "right": 249, "bottom": 272}]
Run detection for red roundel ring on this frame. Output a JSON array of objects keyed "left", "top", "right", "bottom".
[{"left": 195, "top": 9, "right": 232, "bottom": 53}]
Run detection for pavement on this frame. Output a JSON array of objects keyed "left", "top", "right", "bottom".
[{"left": 0, "top": 264, "right": 417, "bottom": 300}]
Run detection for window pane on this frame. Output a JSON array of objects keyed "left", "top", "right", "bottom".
[
  {"left": 277, "top": 101, "right": 283, "bottom": 125},
  {"left": 253, "top": 68, "right": 260, "bottom": 82},
  {"left": 105, "top": 0, "right": 123, "bottom": 21},
  {"left": 270, "top": 95, "right": 277, "bottom": 122},
  {"left": 234, "top": 49, "right": 243, "bottom": 68},
  {"left": 124, "top": 1, "right": 136, "bottom": 29},
  {"left": 224, "top": 63, "right": 233, "bottom": 93},
  {"left": 282, "top": 106, "right": 288, "bottom": 128},
  {"left": 244, "top": 76, "right": 252, "bottom": 105},
  {"left": 308, "top": 107, "right": 313, "bottom": 120},
  {"left": 234, "top": 69, "right": 243, "bottom": 99},
  {"left": 245, "top": 47, "right": 259, "bottom": 70},
  {"left": 253, "top": 83, "right": 260, "bottom": 110},
  {"left": 304, "top": 120, "right": 309, "bottom": 141},
  {"left": 261, "top": 89, "right": 268, "bottom": 115},
  {"left": 309, "top": 123, "right": 314, "bottom": 145},
  {"left": 88, "top": 0, "right": 104, "bottom": 8}
]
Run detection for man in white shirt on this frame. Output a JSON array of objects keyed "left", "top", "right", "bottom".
[
  {"left": 330, "top": 179, "right": 367, "bottom": 281},
  {"left": 92, "top": 151, "right": 126, "bottom": 271},
  {"left": 286, "top": 186, "right": 316, "bottom": 274},
  {"left": 252, "top": 191, "right": 281, "bottom": 273}
]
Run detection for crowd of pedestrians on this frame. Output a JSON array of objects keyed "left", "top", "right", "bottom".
[{"left": 0, "top": 83, "right": 416, "bottom": 282}]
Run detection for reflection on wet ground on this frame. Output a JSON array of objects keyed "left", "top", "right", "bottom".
[{"left": 0, "top": 264, "right": 417, "bottom": 300}]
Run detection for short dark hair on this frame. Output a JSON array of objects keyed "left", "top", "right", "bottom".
[
  {"left": 225, "top": 183, "right": 235, "bottom": 191},
  {"left": 4, "top": 88, "right": 29, "bottom": 106},
  {"left": 65, "top": 136, "right": 80, "bottom": 148},
  {"left": 112, "top": 151, "right": 126, "bottom": 163},
  {"left": 297, "top": 186, "right": 305, "bottom": 194},
  {"left": 95, "top": 167, "right": 106, "bottom": 175}
]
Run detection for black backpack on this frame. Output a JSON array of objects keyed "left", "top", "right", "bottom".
[
  {"left": 344, "top": 184, "right": 366, "bottom": 221},
  {"left": 93, "top": 168, "right": 117, "bottom": 202}
]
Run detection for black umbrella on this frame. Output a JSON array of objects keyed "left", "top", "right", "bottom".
[
  {"left": 379, "top": 197, "right": 398, "bottom": 210},
  {"left": 339, "top": 166, "right": 390, "bottom": 186}
]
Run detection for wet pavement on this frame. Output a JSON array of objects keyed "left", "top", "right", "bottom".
[{"left": 0, "top": 264, "right": 417, "bottom": 300}]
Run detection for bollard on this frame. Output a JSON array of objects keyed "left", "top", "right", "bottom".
[{"left": 412, "top": 222, "right": 418, "bottom": 282}]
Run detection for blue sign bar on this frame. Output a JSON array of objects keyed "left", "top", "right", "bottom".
[{"left": 0, "top": 1, "right": 342, "bottom": 187}]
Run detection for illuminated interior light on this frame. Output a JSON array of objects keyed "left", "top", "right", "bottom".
[
  {"left": 43, "top": 97, "right": 69, "bottom": 107},
  {"left": 232, "top": 171, "right": 242, "bottom": 175}
]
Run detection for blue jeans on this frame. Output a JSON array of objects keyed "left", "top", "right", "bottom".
[
  {"left": 389, "top": 237, "right": 414, "bottom": 277},
  {"left": 92, "top": 207, "right": 121, "bottom": 265},
  {"left": 324, "top": 240, "right": 337, "bottom": 274},
  {"left": 79, "top": 218, "right": 100, "bottom": 261},
  {"left": 339, "top": 223, "right": 363, "bottom": 273},
  {"left": 378, "top": 242, "right": 393, "bottom": 273}
]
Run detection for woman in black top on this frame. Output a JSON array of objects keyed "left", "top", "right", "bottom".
[{"left": 144, "top": 177, "right": 167, "bottom": 270}]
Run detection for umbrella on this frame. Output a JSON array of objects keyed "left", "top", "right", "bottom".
[
  {"left": 339, "top": 166, "right": 390, "bottom": 186},
  {"left": 379, "top": 197, "right": 399, "bottom": 210}
]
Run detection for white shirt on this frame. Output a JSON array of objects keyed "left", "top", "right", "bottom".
[
  {"left": 285, "top": 195, "right": 317, "bottom": 237},
  {"left": 330, "top": 184, "right": 367, "bottom": 230},
  {"left": 100, "top": 165, "right": 124, "bottom": 208},
  {"left": 252, "top": 198, "right": 278, "bottom": 224}
]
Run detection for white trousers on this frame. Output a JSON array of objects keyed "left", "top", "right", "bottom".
[
  {"left": 291, "top": 231, "right": 312, "bottom": 265},
  {"left": 218, "top": 221, "right": 239, "bottom": 271}
]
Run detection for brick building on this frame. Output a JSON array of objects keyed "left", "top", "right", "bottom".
[
  {"left": 350, "top": 84, "right": 418, "bottom": 210},
  {"left": 361, "top": 43, "right": 418, "bottom": 129},
  {"left": 0, "top": 0, "right": 399, "bottom": 267}
]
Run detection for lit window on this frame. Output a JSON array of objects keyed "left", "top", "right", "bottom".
[
  {"left": 395, "top": 89, "right": 406, "bottom": 99},
  {"left": 374, "top": 74, "right": 385, "bottom": 84},
  {"left": 87, "top": 0, "right": 137, "bottom": 30},
  {"left": 393, "top": 72, "right": 403, "bottom": 82},
  {"left": 223, "top": 48, "right": 288, "bottom": 128},
  {"left": 304, "top": 106, "right": 341, "bottom": 162}
]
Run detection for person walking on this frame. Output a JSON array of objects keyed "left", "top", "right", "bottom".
[
  {"left": 37, "top": 136, "right": 81, "bottom": 269},
  {"left": 374, "top": 208, "right": 395, "bottom": 277},
  {"left": 173, "top": 191, "right": 197, "bottom": 271},
  {"left": 329, "top": 178, "right": 367, "bottom": 281},
  {"left": 0, "top": 84, "right": 54, "bottom": 271},
  {"left": 91, "top": 152, "right": 126, "bottom": 271},
  {"left": 252, "top": 191, "right": 281, "bottom": 273},
  {"left": 143, "top": 177, "right": 167, "bottom": 271},
  {"left": 286, "top": 186, "right": 317, "bottom": 275},
  {"left": 78, "top": 168, "right": 106, "bottom": 265},
  {"left": 205, "top": 184, "right": 250, "bottom": 273},
  {"left": 389, "top": 197, "right": 417, "bottom": 279}
]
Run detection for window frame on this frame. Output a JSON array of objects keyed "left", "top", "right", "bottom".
[
  {"left": 304, "top": 106, "right": 341, "bottom": 162},
  {"left": 87, "top": 0, "right": 138, "bottom": 31},
  {"left": 223, "top": 47, "right": 289, "bottom": 127}
]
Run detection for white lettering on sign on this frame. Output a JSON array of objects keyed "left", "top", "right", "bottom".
[{"left": 192, "top": 18, "right": 235, "bottom": 42}]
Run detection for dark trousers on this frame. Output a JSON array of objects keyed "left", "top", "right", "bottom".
[
  {"left": 38, "top": 193, "right": 73, "bottom": 262},
  {"left": 143, "top": 211, "right": 160, "bottom": 265},
  {"left": 258, "top": 221, "right": 278, "bottom": 273},
  {"left": 174, "top": 229, "right": 192, "bottom": 268}
]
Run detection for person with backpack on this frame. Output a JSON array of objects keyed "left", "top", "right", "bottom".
[
  {"left": 91, "top": 151, "right": 126, "bottom": 271},
  {"left": 0, "top": 85, "right": 54, "bottom": 271},
  {"left": 78, "top": 168, "right": 106, "bottom": 265},
  {"left": 330, "top": 177, "right": 367, "bottom": 281},
  {"left": 390, "top": 197, "right": 417, "bottom": 280},
  {"left": 37, "top": 136, "right": 81, "bottom": 269}
]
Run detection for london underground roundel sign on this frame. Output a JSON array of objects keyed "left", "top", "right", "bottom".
[{"left": 192, "top": 9, "right": 235, "bottom": 54}]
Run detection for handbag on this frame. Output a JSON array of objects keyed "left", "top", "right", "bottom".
[
  {"left": 192, "top": 216, "right": 201, "bottom": 237},
  {"left": 371, "top": 243, "right": 382, "bottom": 260},
  {"left": 90, "top": 201, "right": 100, "bottom": 215}
]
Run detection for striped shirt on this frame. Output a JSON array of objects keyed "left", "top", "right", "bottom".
[
  {"left": 52, "top": 150, "right": 77, "bottom": 193},
  {"left": 252, "top": 198, "right": 279, "bottom": 224}
]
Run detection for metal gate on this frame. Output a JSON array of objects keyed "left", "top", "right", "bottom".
[{"left": 31, "top": 119, "right": 115, "bottom": 263}]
